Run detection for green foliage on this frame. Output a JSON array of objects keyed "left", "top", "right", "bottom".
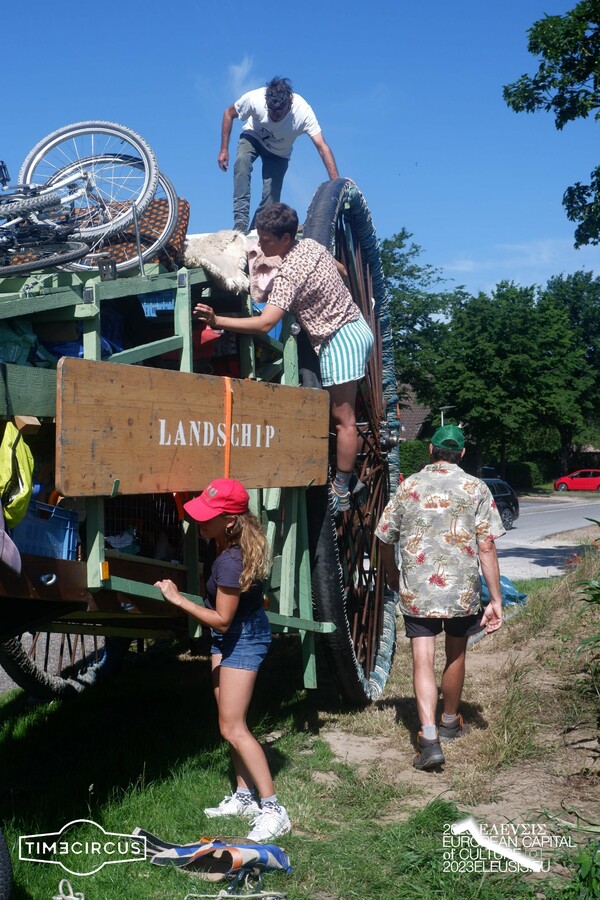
[
  {"left": 543, "top": 845, "right": 600, "bottom": 899},
  {"left": 505, "top": 460, "right": 543, "bottom": 489},
  {"left": 564, "top": 167, "right": 600, "bottom": 247},
  {"left": 526, "top": 456, "right": 559, "bottom": 483},
  {"left": 503, "top": 1, "right": 600, "bottom": 245},
  {"left": 399, "top": 439, "right": 429, "bottom": 477},
  {"left": 428, "top": 281, "right": 592, "bottom": 464},
  {"left": 543, "top": 272, "right": 600, "bottom": 415},
  {"left": 380, "top": 229, "right": 464, "bottom": 394},
  {"left": 380, "top": 223, "right": 597, "bottom": 470},
  {"left": 569, "top": 845, "right": 600, "bottom": 899},
  {"left": 503, "top": 2, "right": 600, "bottom": 129}
]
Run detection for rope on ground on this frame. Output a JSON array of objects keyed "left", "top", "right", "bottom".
[{"left": 52, "top": 880, "right": 85, "bottom": 900}]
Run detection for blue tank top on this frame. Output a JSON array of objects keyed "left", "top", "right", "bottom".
[{"left": 205, "top": 546, "right": 264, "bottom": 619}]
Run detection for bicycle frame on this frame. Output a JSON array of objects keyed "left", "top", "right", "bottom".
[{"left": 0, "top": 167, "right": 94, "bottom": 227}]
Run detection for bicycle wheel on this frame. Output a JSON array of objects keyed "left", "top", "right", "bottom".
[
  {"left": 67, "top": 168, "right": 180, "bottom": 272},
  {"left": 303, "top": 178, "right": 400, "bottom": 706},
  {"left": 18, "top": 121, "right": 159, "bottom": 240},
  {"left": 0, "top": 240, "right": 89, "bottom": 276},
  {"left": 0, "top": 191, "right": 61, "bottom": 220}
]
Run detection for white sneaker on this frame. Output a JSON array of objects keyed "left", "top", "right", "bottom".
[
  {"left": 204, "top": 793, "right": 261, "bottom": 819},
  {"left": 246, "top": 805, "right": 291, "bottom": 842}
]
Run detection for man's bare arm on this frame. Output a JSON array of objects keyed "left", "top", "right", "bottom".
[
  {"left": 218, "top": 104, "right": 239, "bottom": 171},
  {"left": 478, "top": 539, "right": 503, "bottom": 633},
  {"left": 310, "top": 132, "right": 339, "bottom": 179}
]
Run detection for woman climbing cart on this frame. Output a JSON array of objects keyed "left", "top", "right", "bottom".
[{"left": 194, "top": 201, "right": 374, "bottom": 515}]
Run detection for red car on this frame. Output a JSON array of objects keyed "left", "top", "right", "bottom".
[{"left": 554, "top": 469, "right": 600, "bottom": 492}]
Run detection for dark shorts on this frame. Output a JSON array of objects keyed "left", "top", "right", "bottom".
[
  {"left": 403, "top": 610, "right": 484, "bottom": 639},
  {"left": 211, "top": 607, "right": 271, "bottom": 672}
]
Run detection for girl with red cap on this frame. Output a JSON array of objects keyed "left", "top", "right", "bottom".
[{"left": 154, "top": 478, "right": 291, "bottom": 842}]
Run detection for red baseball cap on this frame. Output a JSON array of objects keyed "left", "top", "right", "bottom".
[{"left": 183, "top": 478, "right": 250, "bottom": 522}]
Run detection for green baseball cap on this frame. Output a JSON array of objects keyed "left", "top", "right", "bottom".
[{"left": 431, "top": 425, "right": 464, "bottom": 450}]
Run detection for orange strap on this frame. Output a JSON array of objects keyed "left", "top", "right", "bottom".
[
  {"left": 172, "top": 491, "right": 192, "bottom": 521},
  {"left": 223, "top": 377, "right": 233, "bottom": 478}
]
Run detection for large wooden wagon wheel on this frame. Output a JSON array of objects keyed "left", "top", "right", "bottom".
[{"left": 303, "top": 178, "right": 400, "bottom": 706}]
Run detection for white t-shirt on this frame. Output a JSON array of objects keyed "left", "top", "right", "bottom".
[{"left": 234, "top": 88, "right": 321, "bottom": 158}]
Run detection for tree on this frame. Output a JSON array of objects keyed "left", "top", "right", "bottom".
[
  {"left": 541, "top": 270, "right": 600, "bottom": 448},
  {"left": 542, "top": 270, "right": 600, "bottom": 385},
  {"left": 380, "top": 229, "right": 465, "bottom": 399},
  {"left": 503, "top": 1, "right": 600, "bottom": 245},
  {"left": 428, "top": 283, "right": 592, "bottom": 472}
]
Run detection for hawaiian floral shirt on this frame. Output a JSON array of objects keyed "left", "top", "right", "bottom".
[{"left": 375, "top": 463, "right": 505, "bottom": 618}]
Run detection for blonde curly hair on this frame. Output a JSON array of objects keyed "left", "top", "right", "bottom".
[{"left": 225, "top": 511, "right": 272, "bottom": 593}]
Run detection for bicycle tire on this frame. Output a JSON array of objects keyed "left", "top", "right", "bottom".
[
  {"left": 18, "top": 121, "right": 159, "bottom": 240},
  {"left": 67, "top": 168, "right": 180, "bottom": 273},
  {"left": 0, "top": 825, "right": 12, "bottom": 900},
  {"left": 0, "top": 240, "right": 89, "bottom": 276},
  {"left": 0, "top": 191, "right": 61, "bottom": 219}
]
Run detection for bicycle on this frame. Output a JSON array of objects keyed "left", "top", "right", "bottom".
[
  {"left": 1, "top": 120, "right": 162, "bottom": 277},
  {"left": 64, "top": 164, "right": 182, "bottom": 273},
  {"left": 0, "top": 161, "right": 90, "bottom": 276},
  {"left": 18, "top": 120, "right": 159, "bottom": 240}
]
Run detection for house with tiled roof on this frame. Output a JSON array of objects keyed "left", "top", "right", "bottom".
[{"left": 398, "top": 387, "right": 431, "bottom": 441}]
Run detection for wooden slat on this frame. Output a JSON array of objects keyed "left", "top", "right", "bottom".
[
  {"left": 56, "top": 357, "right": 330, "bottom": 496},
  {"left": 0, "top": 364, "right": 56, "bottom": 418}
]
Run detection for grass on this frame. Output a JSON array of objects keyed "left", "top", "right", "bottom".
[{"left": 0, "top": 556, "right": 599, "bottom": 899}]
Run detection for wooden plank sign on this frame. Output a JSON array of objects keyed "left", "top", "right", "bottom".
[{"left": 55, "top": 358, "right": 330, "bottom": 496}]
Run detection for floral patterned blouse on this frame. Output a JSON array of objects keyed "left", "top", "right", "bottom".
[
  {"left": 375, "top": 463, "right": 505, "bottom": 618},
  {"left": 266, "top": 238, "right": 361, "bottom": 353}
]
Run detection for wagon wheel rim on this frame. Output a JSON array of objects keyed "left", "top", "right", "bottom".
[{"left": 304, "top": 179, "right": 400, "bottom": 704}]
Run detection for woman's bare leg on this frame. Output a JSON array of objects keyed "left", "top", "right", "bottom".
[
  {"left": 326, "top": 380, "right": 358, "bottom": 473},
  {"left": 213, "top": 659, "right": 274, "bottom": 797}
]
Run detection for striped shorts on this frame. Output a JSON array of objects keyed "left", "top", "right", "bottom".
[{"left": 319, "top": 315, "right": 374, "bottom": 387}]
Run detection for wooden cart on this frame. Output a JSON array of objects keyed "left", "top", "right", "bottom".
[{"left": 0, "top": 178, "right": 400, "bottom": 707}]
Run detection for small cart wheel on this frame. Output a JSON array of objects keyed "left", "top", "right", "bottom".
[
  {"left": 0, "top": 633, "right": 130, "bottom": 701},
  {"left": 304, "top": 179, "right": 400, "bottom": 706}
]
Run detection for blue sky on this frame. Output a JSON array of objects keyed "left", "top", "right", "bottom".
[{"left": 5, "top": 0, "right": 598, "bottom": 296}]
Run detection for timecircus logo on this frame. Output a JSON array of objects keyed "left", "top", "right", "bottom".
[{"left": 19, "top": 818, "right": 147, "bottom": 877}]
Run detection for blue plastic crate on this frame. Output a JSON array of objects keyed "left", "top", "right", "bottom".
[{"left": 11, "top": 501, "right": 78, "bottom": 561}]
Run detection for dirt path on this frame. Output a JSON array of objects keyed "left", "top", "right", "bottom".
[{"left": 319, "top": 574, "right": 599, "bottom": 839}]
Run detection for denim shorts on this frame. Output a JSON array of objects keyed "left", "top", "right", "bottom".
[{"left": 211, "top": 607, "right": 272, "bottom": 672}]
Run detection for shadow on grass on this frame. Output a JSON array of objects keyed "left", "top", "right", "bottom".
[
  {"left": 0, "top": 632, "right": 321, "bottom": 831},
  {"left": 376, "top": 694, "right": 488, "bottom": 743}
]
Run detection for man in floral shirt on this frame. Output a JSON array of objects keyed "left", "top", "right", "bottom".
[{"left": 376, "top": 425, "right": 504, "bottom": 770}]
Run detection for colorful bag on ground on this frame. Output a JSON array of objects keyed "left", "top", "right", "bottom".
[{"left": 133, "top": 827, "right": 291, "bottom": 882}]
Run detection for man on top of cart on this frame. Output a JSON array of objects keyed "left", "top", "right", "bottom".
[
  {"left": 375, "top": 425, "right": 504, "bottom": 771},
  {"left": 218, "top": 76, "right": 339, "bottom": 233},
  {"left": 193, "top": 202, "right": 373, "bottom": 515}
]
